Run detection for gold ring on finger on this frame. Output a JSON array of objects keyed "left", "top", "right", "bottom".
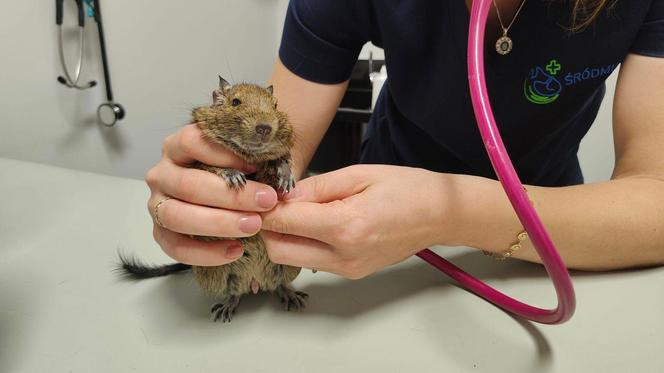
[{"left": 153, "top": 196, "right": 173, "bottom": 228}]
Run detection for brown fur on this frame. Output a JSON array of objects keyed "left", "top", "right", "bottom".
[
  {"left": 189, "top": 77, "right": 306, "bottom": 322},
  {"left": 192, "top": 83, "right": 294, "bottom": 164},
  {"left": 192, "top": 236, "right": 301, "bottom": 296}
]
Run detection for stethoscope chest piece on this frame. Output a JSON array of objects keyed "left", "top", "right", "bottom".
[{"left": 97, "top": 102, "right": 125, "bottom": 127}]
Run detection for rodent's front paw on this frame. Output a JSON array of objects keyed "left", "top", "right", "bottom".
[
  {"left": 276, "top": 162, "right": 295, "bottom": 194},
  {"left": 220, "top": 169, "right": 247, "bottom": 191}
]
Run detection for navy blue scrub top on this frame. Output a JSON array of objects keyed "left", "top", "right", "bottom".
[{"left": 278, "top": 0, "right": 664, "bottom": 186}]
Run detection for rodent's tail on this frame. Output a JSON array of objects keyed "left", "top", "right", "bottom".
[{"left": 115, "top": 252, "right": 191, "bottom": 280}]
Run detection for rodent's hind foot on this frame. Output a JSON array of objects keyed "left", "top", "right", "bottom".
[
  {"left": 220, "top": 169, "right": 247, "bottom": 191},
  {"left": 276, "top": 285, "right": 308, "bottom": 311},
  {"left": 210, "top": 295, "right": 241, "bottom": 323}
]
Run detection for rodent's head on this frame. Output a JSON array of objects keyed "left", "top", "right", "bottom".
[{"left": 192, "top": 76, "right": 293, "bottom": 162}]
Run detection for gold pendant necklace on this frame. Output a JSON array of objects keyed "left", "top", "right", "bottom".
[{"left": 492, "top": 0, "right": 527, "bottom": 55}]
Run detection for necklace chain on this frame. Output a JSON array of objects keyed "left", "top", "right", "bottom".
[
  {"left": 491, "top": 0, "right": 527, "bottom": 55},
  {"left": 492, "top": 0, "right": 527, "bottom": 36}
]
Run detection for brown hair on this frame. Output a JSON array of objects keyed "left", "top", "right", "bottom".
[{"left": 570, "top": 0, "right": 618, "bottom": 32}]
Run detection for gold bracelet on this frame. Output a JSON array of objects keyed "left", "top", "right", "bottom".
[
  {"left": 482, "top": 231, "right": 529, "bottom": 260},
  {"left": 482, "top": 187, "right": 532, "bottom": 260}
]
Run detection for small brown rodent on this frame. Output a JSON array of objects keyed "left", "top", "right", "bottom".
[{"left": 118, "top": 76, "right": 307, "bottom": 323}]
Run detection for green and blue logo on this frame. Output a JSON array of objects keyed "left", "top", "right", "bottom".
[
  {"left": 524, "top": 59, "right": 563, "bottom": 105},
  {"left": 524, "top": 59, "right": 620, "bottom": 105}
]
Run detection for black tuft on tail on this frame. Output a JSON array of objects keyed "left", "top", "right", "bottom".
[{"left": 115, "top": 252, "right": 191, "bottom": 280}]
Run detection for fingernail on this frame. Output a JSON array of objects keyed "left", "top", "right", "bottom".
[
  {"left": 255, "top": 189, "right": 277, "bottom": 208},
  {"left": 226, "top": 243, "right": 244, "bottom": 259},
  {"left": 239, "top": 215, "right": 261, "bottom": 233}
]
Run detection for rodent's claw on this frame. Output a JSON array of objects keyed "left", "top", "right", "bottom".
[
  {"left": 221, "top": 169, "right": 247, "bottom": 191},
  {"left": 276, "top": 286, "right": 308, "bottom": 311},
  {"left": 285, "top": 175, "right": 296, "bottom": 194},
  {"left": 235, "top": 173, "right": 247, "bottom": 187},
  {"left": 210, "top": 296, "right": 240, "bottom": 323},
  {"left": 277, "top": 174, "right": 295, "bottom": 194},
  {"left": 276, "top": 162, "right": 295, "bottom": 194}
]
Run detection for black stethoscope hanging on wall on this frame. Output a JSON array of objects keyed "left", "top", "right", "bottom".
[{"left": 56, "top": 0, "right": 125, "bottom": 126}]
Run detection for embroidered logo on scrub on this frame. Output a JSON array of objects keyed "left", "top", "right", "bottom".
[
  {"left": 524, "top": 59, "right": 620, "bottom": 105},
  {"left": 524, "top": 60, "right": 563, "bottom": 104}
]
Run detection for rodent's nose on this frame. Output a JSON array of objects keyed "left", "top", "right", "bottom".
[{"left": 255, "top": 124, "right": 272, "bottom": 137}]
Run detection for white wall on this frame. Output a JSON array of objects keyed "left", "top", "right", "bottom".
[
  {"left": 0, "top": 0, "right": 290, "bottom": 180},
  {"left": 0, "top": 0, "right": 615, "bottom": 183}
]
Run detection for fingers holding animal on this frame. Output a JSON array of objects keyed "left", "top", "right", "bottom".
[
  {"left": 261, "top": 231, "right": 336, "bottom": 272},
  {"left": 262, "top": 231, "right": 370, "bottom": 279},
  {"left": 146, "top": 160, "right": 278, "bottom": 212},
  {"left": 162, "top": 124, "right": 256, "bottom": 172},
  {"left": 284, "top": 165, "right": 372, "bottom": 203},
  {"left": 149, "top": 194, "right": 263, "bottom": 237},
  {"left": 131, "top": 79, "right": 308, "bottom": 323},
  {"left": 152, "top": 225, "right": 244, "bottom": 266},
  {"left": 260, "top": 199, "right": 352, "bottom": 243}
]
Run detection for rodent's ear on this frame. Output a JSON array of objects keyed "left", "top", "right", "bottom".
[
  {"left": 266, "top": 85, "right": 274, "bottom": 95},
  {"left": 218, "top": 75, "right": 232, "bottom": 92}
]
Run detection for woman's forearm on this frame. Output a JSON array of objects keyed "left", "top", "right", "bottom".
[
  {"left": 268, "top": 58, "right": 349, "bottom": 179},
  {"left": 444, "top": 174, "right": 664, "bottom": 270}
]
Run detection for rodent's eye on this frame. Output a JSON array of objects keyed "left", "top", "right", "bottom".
[{"left": 232, "top": 98, "right": 242, "bottom": 107}]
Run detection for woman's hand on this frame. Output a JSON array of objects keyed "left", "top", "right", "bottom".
[
  {"left": 260, "top": 165, "right": 463, "bottom": 279},
  {"left": 145, "top": 125, "right": 280, "bottom": 266}
]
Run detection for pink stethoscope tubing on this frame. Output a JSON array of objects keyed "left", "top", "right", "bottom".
[{"left": 415, "top": 0, "right": 576, "bottom": 324}]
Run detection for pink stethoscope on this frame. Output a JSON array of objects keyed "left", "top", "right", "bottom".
[{"left": 415, "top": 0, "right": 576, "bottom": 324}]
